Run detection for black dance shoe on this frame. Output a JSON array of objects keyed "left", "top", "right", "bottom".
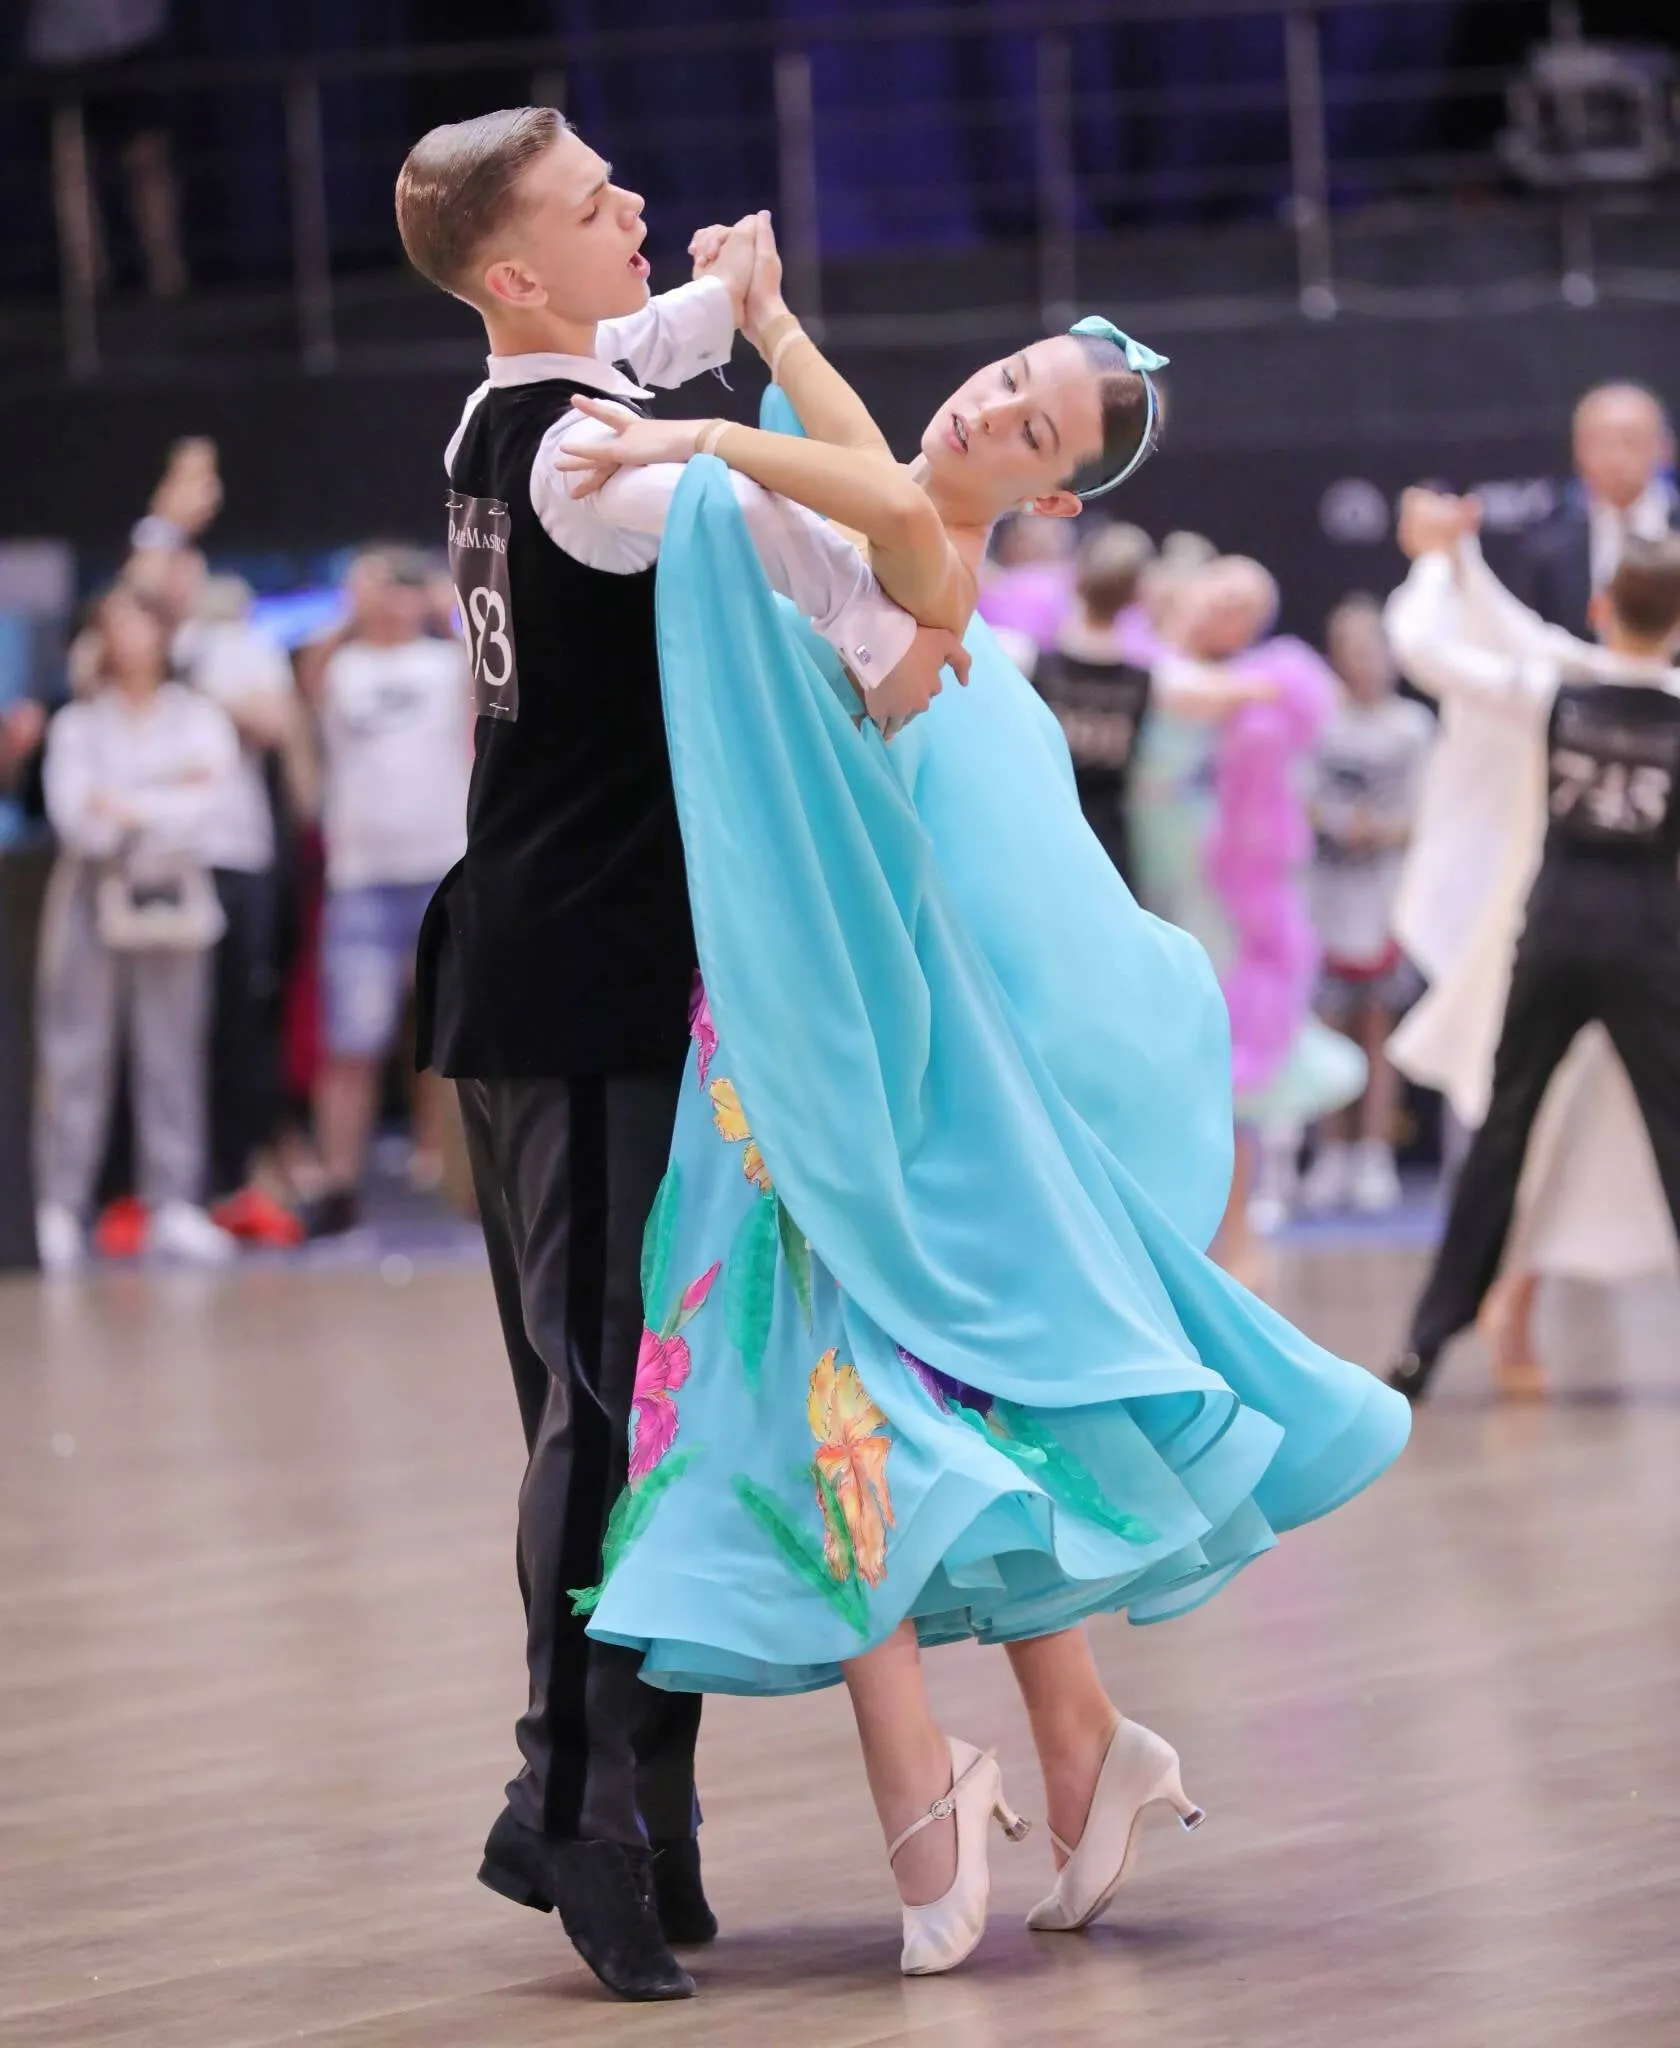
[
  {"left": 649, "top": 1835, "right": 719, "bottom": 1946},
  {"left": 1387, "top": 1346, "right": 1441, "bottom": 1404},
  {"left": 478, "top": 1811, "right": 696, "bottom": 2001}
]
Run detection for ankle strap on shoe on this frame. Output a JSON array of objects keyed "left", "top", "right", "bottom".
[{"left": 886, "top": 1748, "right": 993, "bottom": 1865}]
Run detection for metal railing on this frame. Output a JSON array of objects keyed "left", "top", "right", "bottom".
[{"left": 0, "top": 0, "right": 1649, "bottom": 382}]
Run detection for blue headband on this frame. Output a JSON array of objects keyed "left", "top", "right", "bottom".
[{"left": 1068, "top": 314, "right": 1169, "bottom": 500}]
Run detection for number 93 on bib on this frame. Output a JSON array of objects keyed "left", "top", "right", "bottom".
[{"left": 447, "top": 491, "right": 519, "bottom": 722}]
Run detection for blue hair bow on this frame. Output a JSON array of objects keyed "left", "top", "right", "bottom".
[{"left": 1068, "top": 315, "right": 1168, "bottom": 499}]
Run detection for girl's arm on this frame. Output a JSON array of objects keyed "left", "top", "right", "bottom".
[
  {"left": 557, "top": 401, "right": 972, "bottom": 634},
  {"left": 753, "top": 305, "right": 895, "bottom": 463}
]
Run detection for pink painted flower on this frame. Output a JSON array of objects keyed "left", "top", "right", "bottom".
[
  {"left": 630, "top": 1261, "right": 721, "bottom": 1481},
  {"left": 689, "top": 973, "right": 718, "bottom": 1087},
  {"left": 630, "top": 1328, "right": 692, "bottom": 1482}
]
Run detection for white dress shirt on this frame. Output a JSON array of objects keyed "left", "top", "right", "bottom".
[
  {"left": 1387, "top": 542, "right": 1676, "bottom": 724},
  {"left": 442, "top": 276, "right": 916, "bottom": 690},
  {"left": 1587, "top": 479, "right": 1673, "bottom": 592}
]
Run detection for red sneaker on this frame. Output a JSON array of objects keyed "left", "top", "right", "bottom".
[
  {"left": 211, "top": 1186, "right": 305, "bottom": 1248},
  {"left": 95, "top": 1196, "right": 149, "bottom": 1260}
]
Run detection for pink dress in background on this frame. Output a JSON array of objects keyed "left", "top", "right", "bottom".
[
  {"left": 1203, "top": 637, "right": 1360, "bottom": 1119},
  {"left": 975, "top": 562, "right": 1075, "bottom": 652}
]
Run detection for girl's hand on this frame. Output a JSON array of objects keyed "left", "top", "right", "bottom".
[{"left": 553, "top": 397, "right": 711, "bottom": 499}]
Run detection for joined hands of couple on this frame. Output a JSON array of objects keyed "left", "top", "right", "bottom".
[
  {"left": 1396, "top": 485, "right": 1483, "bottom": 562},
  {"left": 552, "top": 207, "right": 968, "bottom": 736}
]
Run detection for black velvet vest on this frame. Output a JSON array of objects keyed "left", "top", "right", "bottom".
[
  {"left": 416, "top": 375, "right": 695, "bottom": 1077},
  {"left": 1524, "top": 680, "right": 1680, "bottom": 953}
]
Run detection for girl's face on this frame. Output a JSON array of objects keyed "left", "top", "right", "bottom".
[{"left": 918, "top": 336, "right": 1104, "bottom": 526}]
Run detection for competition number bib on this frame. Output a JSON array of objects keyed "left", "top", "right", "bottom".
[
  {"left": 1547, "top": 691, "right": 1680, "bottom": 849},
  {"left": 448, "top": 492, "right": 518, "bottom": 722}
]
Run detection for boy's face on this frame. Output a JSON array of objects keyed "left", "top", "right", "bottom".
[{"left": 481, "top": 132, "right": 651, "bottom": 325}]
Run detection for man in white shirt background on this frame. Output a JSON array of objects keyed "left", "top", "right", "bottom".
[
  {"left": 302, "top": 546, "right": 472, "bottom": 1239},
  {"left": 1512, "top": 382, "right": 1676, "bottom": 638}
]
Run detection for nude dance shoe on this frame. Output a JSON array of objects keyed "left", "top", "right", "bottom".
[
  {"left": 1025, "top": 1717, "right": 1204, "bottom": 1933},
  {"left": 890, "top": 1735, "right": 1032, "bottom": 1977}
]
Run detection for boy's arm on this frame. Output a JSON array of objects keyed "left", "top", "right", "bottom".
[
  {"left": 597, "top": 276, "right": 737, "bottom": 393},
  {"left": 530, "top": 425, "right": 919, "bottom": 691}
]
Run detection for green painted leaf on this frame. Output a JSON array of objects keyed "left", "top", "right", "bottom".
[
  {"left": 724, "top": 1193, "right": 780, "bottom": 1392},
  {"left": 984, "top": 1401, "right": 1158, "bottom": 1546},
  {"left": 568, "top": 1444, "right": 701, "bottom": 1616},
  {"left": 776, "top": 1197, "right": 814, "bottom": 1330},
  {"left": 640, "top": 1164, "right": 682, "bottom": 1331},
  {"left": 732, "top": 1472, "right": 870, "bottom": 1635}
]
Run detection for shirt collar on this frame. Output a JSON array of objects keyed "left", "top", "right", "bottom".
[
  {"left": 1587, "top": 478, "right": 1673, "bottom": 529},
  {"left": 484, "top": 351, "right": 652, "bottom": 401}
]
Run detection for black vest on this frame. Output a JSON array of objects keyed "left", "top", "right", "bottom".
[
  {"left": 416, "top": 375, "right": 696, "bottom": 1077},
  {"left": 1524, "top": 680, "right": 1680, "bottom": 950},
  {"left": 1032, "top": 648, "right": 1152, "bottom": 881}
]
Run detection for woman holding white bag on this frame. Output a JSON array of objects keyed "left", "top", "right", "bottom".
[{"left": 34, "top": 584, "right": 241, "bottom": 1272}]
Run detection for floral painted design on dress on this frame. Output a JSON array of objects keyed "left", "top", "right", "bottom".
[
  {"left": 709, "top": 1077, "right": 774, "bottom": 1192},
  {"left": 896, "top": 1344, "right": 992, "bottom": 1418},
  {"left": 896, "top": 1344, "right": 1157, "bottom": 1548},
  {"left": 688, "top": 972, "right": 719, "bottom": 1087},
  {"left": 809, "top": 1350, "right": 895, "bottom": 1588},
  {"left": 630, "top": 1258, "right": 719, "bottom": 1481},
  {"left": 570, "top": 1169, "right": 719, "bottom": 1616},
  {"left": 710, "top": 1076, "right": 750, "bottom": 1144}
]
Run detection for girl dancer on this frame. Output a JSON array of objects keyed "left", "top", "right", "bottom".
[{"left": 554, "top": 227, "right": 1410, "bottom": 1976}]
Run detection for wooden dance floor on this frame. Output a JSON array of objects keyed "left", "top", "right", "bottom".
[{"left": 3, "top": 1248, "right": 1677, "bottom": 2046}]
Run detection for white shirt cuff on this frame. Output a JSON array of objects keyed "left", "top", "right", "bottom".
[{"left": 830, "top": 587, "right": 919, "bottom": 693}]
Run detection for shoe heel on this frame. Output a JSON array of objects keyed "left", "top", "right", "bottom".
[
  {"left": 992, "top": 1788, "right": 1033, "bottom": 1844},
  {"left": 1159, "top": 1764, "right": 1205, "bottom": 1832},
  {"left": 477, "top": 1856, "right": 554, "bottom": 1913}
]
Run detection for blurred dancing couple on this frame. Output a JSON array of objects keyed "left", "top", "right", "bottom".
[{"left": 397, "top": 107, "right": 1409, "bottom": 2003}]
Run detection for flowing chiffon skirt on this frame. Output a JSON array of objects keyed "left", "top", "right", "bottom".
[{"left": 579, "top": 450, "right": 1408, "bottom": 1697}]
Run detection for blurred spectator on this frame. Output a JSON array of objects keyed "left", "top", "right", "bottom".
[
  {"left": 1033, "top": 523, "right": 1156, "bottom": 885},
  {"left": 175, "top": 573, "right": 305, "bottom": 1246},
  {"left": 0, "top": 700, "right": 47, "bottom": 795},
  {"left": 1115, "top": 529, "right": 1218, "bottom": 665},
  {"left": 34, "top": 585, "right": 239, "bottom": 1272},
  {"left": 976, "top": 510, "right": 1076, "bottom": 659},
  {"left": 1301, "top": 594, "right": 1434, "bottom": 1215},
  {"left": 28, "top": 0, "right": 188, "bottom": 302},
  {"left": 300, "top": 547, "right": 471, "bottom": 1236},
  {"left": 1514, "top": 383, "right": 1676, "bottom": 636}
]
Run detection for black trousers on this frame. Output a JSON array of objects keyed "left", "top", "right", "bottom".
[
  {"left": 208, "top": 867, "right": 282, "bottom": 1200},
  {"left": 1409, "top": 939, "right": 1680, "bottom": 1357},
  {"left": 457, "top": 1070, "right": 701, "bottom": 1849}
]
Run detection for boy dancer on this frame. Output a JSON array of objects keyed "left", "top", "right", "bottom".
[
  {"left": 1384, "top": 491, "right": 1680, "bottom": 1399},
  {"left": 394, "top": 109, "right": 959, "bottom": 2002}
]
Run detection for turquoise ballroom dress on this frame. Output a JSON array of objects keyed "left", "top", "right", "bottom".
[{"left": 577, "top": 414, "right": 1409, "bottom": 1697}]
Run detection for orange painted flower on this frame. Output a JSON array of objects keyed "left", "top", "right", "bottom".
[
  {"left": 807, "top": 1350, "right": 895, "bottom": 1588},
  {"left": 710, "top": 1077, "right": 750, "bottom": 1144},
  {"left": 742, "top": 1141, "right": 773, "bottom": 1192}
]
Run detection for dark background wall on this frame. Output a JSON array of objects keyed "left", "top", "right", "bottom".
[{"left": 10, "top": 291, "right": 1671, "bottom": 634}]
